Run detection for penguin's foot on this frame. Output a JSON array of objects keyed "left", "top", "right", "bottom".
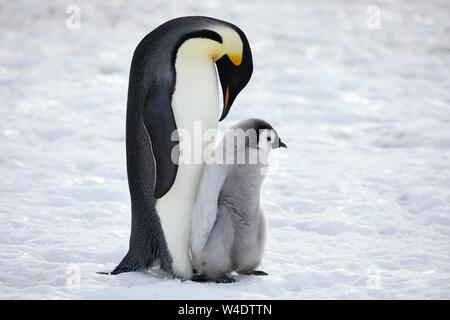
[
  {"left": 251, "top": 270, "right": 268, "bottom": 276},
  {"left": 238, "top": 270, "right": 268, "bottom": 276},
  {"left": 191, "top": 274, "right": 209, "bottom": 282},
  {"left": 191, "top": 274, "right": 235, "bottom": 283},
  {"left": 215, "top": 276, "right": 236, "bottom": 283}
]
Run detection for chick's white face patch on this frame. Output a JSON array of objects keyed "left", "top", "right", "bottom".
[{"left": 257, "top": 129, "right": 277, "bottom": 152}]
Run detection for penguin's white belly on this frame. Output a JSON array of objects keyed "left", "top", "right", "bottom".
[{"left": 156, "top": 39, "right": 220, "bottom": 279}]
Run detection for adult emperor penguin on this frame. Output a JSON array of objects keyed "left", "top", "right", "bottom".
[{"left": 111, "top": 17, "right": 253, "bottom": 279}]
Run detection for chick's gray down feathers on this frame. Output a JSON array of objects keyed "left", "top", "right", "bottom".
[{"left": 190, "top": 118, "right": 284, "bottom": 281}]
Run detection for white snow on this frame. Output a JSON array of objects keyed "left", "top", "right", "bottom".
[{"left": 1, "top": 0, "right": 450, "bottom": 299}]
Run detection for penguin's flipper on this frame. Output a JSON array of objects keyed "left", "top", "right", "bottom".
[
  {"left": 190, "top": 164, "right": 229, "bottom": 257},
  {"left": 143, "top": 85, "right": 179, "bottom": 200}
]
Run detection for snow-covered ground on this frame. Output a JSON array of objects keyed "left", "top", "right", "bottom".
[{"left": 1, "top": 0, "right": 450, "bottom": 299}]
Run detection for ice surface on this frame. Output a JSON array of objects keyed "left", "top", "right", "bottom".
[{"left": 1, "top": 0, "right": 449, "bottom": 299}]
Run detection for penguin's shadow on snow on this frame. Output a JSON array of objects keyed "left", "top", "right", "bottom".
[
  {"left": 190, "top": 271, "right": 269, "bottom": 284},
  {"left": 97, "top": 269, "right": 268, "bottom": 284}
]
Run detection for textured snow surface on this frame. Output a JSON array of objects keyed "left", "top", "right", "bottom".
[{"left": 1, "top": 0, "right": 450, "bottom": 299}]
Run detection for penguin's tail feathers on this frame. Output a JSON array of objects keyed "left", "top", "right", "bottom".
[
  {"left": 111, "top": 230, "right": 174, "bottom": 275},
  {"left": 110, "top": 253, "right": 142, "bottom": 275},
  {"left": 105, "top": 250, "right": 163, "bottom": 275}
]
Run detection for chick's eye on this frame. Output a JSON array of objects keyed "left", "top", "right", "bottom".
[{"left": 267, "top": 136, "right": 272, "bottom": 141}]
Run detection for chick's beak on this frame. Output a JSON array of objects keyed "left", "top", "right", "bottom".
[{"left": 279, "top": 140, "right": 287, "bottom": 148}]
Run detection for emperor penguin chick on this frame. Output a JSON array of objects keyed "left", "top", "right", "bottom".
[{"left": 190, "top": 119, "right": 287, "bottom": 283}]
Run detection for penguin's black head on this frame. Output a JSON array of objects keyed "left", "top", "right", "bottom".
[
  {"left": 167, "top": 17, "right": 253, "bottom": 121},
  {"left": 215, "top": 26, "right": 253, "bottom": 121},
  {"left": 232, "top": 118, "right": 287, "bottom": 151}
]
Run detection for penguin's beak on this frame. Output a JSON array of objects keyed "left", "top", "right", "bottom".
[
  {"left": 278, "top": 140, "right": 287, "bottom": 148},
  {"left": 215, "top": 39, "right": 253, "bottom": 121}
]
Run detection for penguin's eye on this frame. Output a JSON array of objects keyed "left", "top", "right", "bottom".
[{"left": 267, "top": 136, "right": 272, "bottom": 141}]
